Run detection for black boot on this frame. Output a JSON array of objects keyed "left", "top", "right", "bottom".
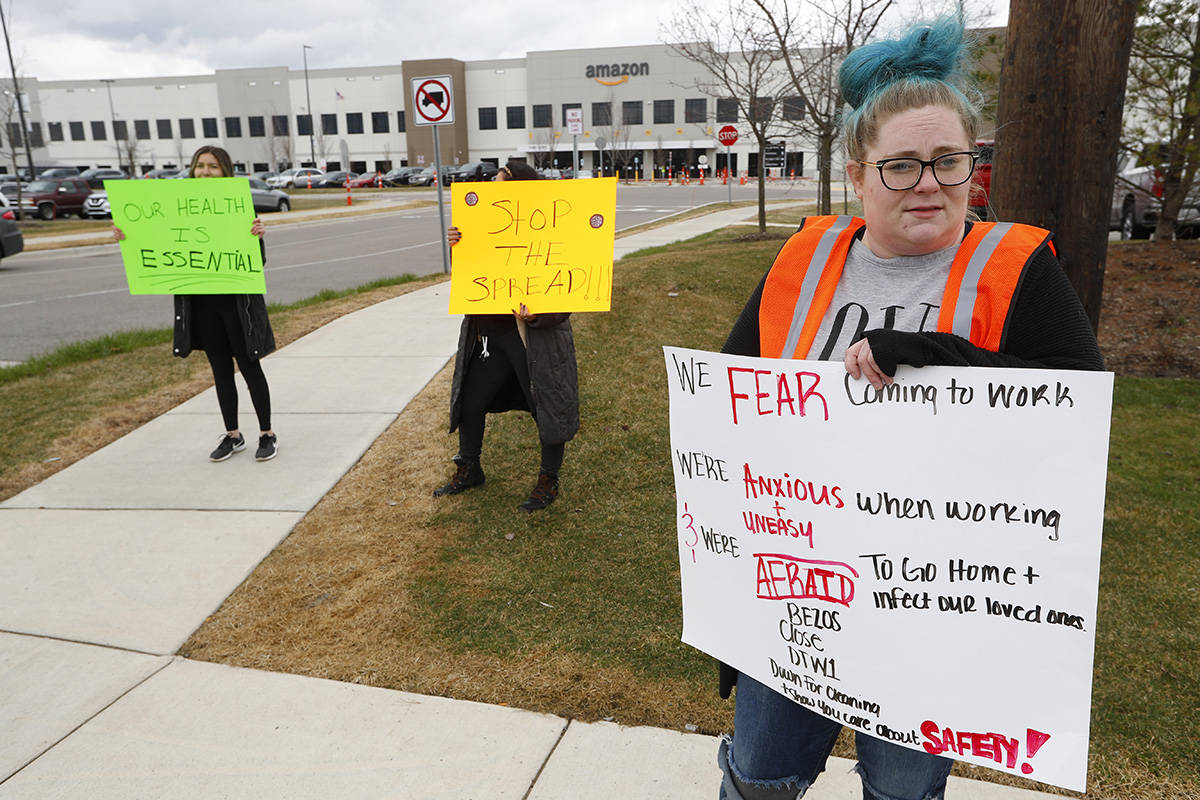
[
  {"left": 433, "top": 456, "right": 485, "bottom": 497},
  {"left": 518, "top": 471, "right": 559, "bottom": 512}
]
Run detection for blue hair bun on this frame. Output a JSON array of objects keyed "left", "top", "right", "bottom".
[{"left": 840, "top": 17, "right": 968, "bottom": 110}]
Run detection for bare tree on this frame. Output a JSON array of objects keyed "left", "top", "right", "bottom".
[
  {"left": 121, "top": 134, "right": 142, "bottom": 175},
  {"left": 748, "top": 0, "right": 896, "bottom": 215},
  {"left": 666, "top": 0, "right": 796, "bottom": 232},
  {"left": 992, "top": 0, "right": 1138, "bottom": 331},
  {"left": 1124, "top": 0, "right": 1200, "bottom": 240}
]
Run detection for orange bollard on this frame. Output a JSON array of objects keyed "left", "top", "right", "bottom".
[
  {"left": 668, "top": 169, "right": 672, "bottom": 186},
  {"left": 699, "top": 171, "right": 705, "bottom": 185},
  {"left": 306, "top": 174, "right": 312, "bottom": 189},
  {"left": 346, "top": 179, "right": 352, "bottom": 206},
  {"left": 739, "top": 175, "right": 747, "bottom": 185}
]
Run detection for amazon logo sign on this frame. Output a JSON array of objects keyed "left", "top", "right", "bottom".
[{"left": 585, "top": 62, "right": 650, "bottom": 86}]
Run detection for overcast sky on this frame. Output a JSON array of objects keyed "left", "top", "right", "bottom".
[{"left": 3, "top": 0, "right": 1007, "bottom": 82}]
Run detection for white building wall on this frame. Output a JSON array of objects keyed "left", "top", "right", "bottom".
[{"left": 464, "top": 59, "right": 528, "bottom": 163}]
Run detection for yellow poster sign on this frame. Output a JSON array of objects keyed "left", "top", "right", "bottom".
[{"left": 448, "top": 177, "right": 616, "bottom": 314}]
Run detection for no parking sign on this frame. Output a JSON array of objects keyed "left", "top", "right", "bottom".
[{"left": 412, "top": 76, "right": 454, "bottom": 126}]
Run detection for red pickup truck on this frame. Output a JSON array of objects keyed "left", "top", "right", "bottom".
[
  {"left": 968, "top": 140, "right": 993, "bottom": 221},
  {"left": 17, "top": 177, "right": 93, "bottom": 220}
]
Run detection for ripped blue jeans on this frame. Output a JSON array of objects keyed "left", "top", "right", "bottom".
[{"left": 719, "top": 673, "right": 953, "bottom": 800}]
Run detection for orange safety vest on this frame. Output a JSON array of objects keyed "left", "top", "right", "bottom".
[{"left": 759, "top": 215, "right": 1054, "bottom": 359}]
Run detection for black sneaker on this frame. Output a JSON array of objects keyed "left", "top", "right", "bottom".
[
  {"left": 209, "top": 433, "right": 245, "bottom": 462},
  {"left": 255, "top": 433, "right": 278, "bottom": 462},
  {"left": 433, "top": 456, "right": 485, "bottom": 496},
  {"left": 518, "top": 471, "right": 559, "bottom": 512}
]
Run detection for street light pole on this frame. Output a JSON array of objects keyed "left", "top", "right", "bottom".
[
  {"left": 100, "top": 79, "right": 122, "bottom": 174},
  {"left": 302, "top": 44, "right": 315, "bottom": 168},
  {"left": 0, "top": 3, "right": 36, "bottom": 183}
]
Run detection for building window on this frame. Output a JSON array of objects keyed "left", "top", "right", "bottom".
[
  {"left": 28, "top": 123, "right": 43, "bottom": 148},
  {"left": 371, "top": 111, "right": 388, "bottom": 133},
  {"left": 478, "top": 107, "right": 497, "bottom": 130},
  {"left": 717, "top": 98, "right": 738, "bottom": 123},
  {"left": 781, "top": 95, "right": 805, "bottom": 121},
  {"left": 202, "top": 117, "right": 218, "bottom": 138},
  {"left": 685, "top": 98, "right": 706, "bottom": 123},
  {"left": 156, "top": 119, "right": 172, "bottom": 139},
  {"left": 622, "top": 101, "right": 643, "bottom": 126},
  {"left": 506, "top": 106, "right": 525, "bottom": 129},
  {"left": 321, "top": 113, "right": 337, "bottom": 135},
  {"left": 8, "top": 122, "right": 21, "bottom": 146},
  {"left": 91, "top": 120, "right": 107, "bottom": 140},
  {"left": 750, "top": 97, "right": 773, "bottom": 123},
  {"left": 532, "top": 104, "right": 552, "bottom": 128},
  {"left": 297, "top": 114, "right": 312, "bottom": 136},
  {"left": 653, "top": 99, "right": 674, "bottom": 125},
  {"left": 396, "top": 110, "right": 405, "bottom": 132},
  {"left": 134, "top": 119, "right": 150, "bottom": 140},
  {"left": 113, "top": 120, "right": 128, "bottom": 139},
  {"left": 178, "top": 118, "right": 195, "bottom": 139},
  {"left": 592, "top": 102, "right": 611, "bottom": 127},
  {"left": 273, "top": 115, "right": 289, "bottom": 136},
  {"left": 48, "top": 122, "right": 63, "bottom": 142},
  {"left": 225, "top": 116, "right": 242, "bottom": 137},
  {"left": 248, "top": 116, "right": 265, "bottom": 137},
  {"left": 346, "top": 112, "right": 363, "bottom": 134},
  {"left": 67, "top": 121, "right": 85, "bottom": 141},
  {"left": 561, "top": 102, "right": 581, "bottom": 127}
]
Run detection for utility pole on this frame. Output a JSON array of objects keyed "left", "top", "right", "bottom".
[
  {"left": 302, "top": 45, "right": 316, "bottom": 168},
  {"left": 100, "top": 79, "right": 122, "bottom": 173},
  {"left": 0, "top": 3, "right": 36, "bottom": 183}
]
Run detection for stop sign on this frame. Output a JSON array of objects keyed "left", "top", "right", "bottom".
[{"left": 718, "top": 125, "right": 739, "bottom": 146}]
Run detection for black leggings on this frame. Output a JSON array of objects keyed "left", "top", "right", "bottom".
[
  {"left": 194, "top": 298, "right": 272, "bottom": 433},
  {"left": 458, "top": 333, "right": 565, "bottom": 476}
]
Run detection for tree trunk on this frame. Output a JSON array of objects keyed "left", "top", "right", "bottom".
[
  {"left": 757, "top": 134, "right": 767, "bottom": 233},
  {"left": 818, "top": 131, "right": 834, "bottom": 216},
  {"left": 991, "top": 0, "right": 1138, "bottom": 333}
]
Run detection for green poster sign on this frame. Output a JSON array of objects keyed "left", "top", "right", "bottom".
[{"left": 108, "top": 177, "right": 265, "bottom": 295}]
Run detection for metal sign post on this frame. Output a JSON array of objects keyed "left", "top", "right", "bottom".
[
  {"left": 412, "top": 75, "right": 455, "bottom": 274},
  {"left": 718, "top": 125, "right": 739, "bottom": 205},
  {"left": 566, "top": 107, "right": 583, "bottom": 178}
]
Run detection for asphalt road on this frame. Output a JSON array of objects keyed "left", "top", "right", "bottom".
[{"left": 0, "top": 181, "right": 820, "bottom": 363}]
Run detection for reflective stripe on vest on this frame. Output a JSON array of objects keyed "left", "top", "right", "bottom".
[
  {"left": 759, "top": 216, "right": 1051, "bottom": 358},
  {"left": 760, "top": 216, "right": 866, "bottom": 360}
]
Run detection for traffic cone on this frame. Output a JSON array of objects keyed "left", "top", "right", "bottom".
[
  {"left": 739, "top": 175, "right": 747, "bottom": 185},
  {"left": 346, "top": 179, "right": 352, "bottom": 206},
  {"left": 668, "top": 170, "right": 672, "bottom": 186},
  {"left": 306, "top": 174, "right": 312, "bottom": 189}
]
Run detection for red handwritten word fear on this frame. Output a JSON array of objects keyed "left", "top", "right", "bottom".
[
  {"left": 754, "top": 553, "right": 857, "bottom": 605},
  {"left": 727, "top": 367, "right": 829, "bottom": 425},
  {"left": 921, "top": 721, "right": 1051, "bottom": 774}
]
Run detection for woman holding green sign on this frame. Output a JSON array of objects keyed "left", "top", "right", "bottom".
[
  {"left": 114, "top": 145, "right": 277, "bottom": 462},
  {"left": 435, "top": 159, "right": 580, "bottom": 512}
]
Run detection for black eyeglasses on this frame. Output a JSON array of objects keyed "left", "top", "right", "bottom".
[{"left": 856, "top": 151, "right": 977, "bottom": 191}]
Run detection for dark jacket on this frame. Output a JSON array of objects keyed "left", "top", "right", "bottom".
[
  {"left": 171, "top": 238, "right": 275, "bottom": 360},
  {"left": 449, "top": 313, "right": 580, "bottom": 445}
]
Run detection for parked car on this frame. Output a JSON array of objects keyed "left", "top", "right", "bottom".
[
  {"left": 438, "top": 165, "right": 463, "bottom": 187},
  {"left": 408, "top": 166, "right": 439, "bottom": 186},
  {"left": 537, "top": 167, "right": 563, "bottom": 179},
  {"left": 348, "top": 171, "right": 383, "bottom": 188},
  {"left": 269, "top": 168, "right": 323, "bottom": 188},
  {"left": 19, "top": 177, "right": 93, "bottom": 219},
  {"left": 78, "top": 168, "right": 129, "bottom": 189},
  {"left": 248, "top": 178, "right": 291, "bottom": 212},
  {"left": 251, "top": 170, "right": 278, "bottom": 183},
  {"left": 968, "top": 140, "right": 993, "bottom": 221},
  {"left": 1108, "top": 148, "right": 1200, "bottom": 239},
  {"left": 142, "top": 167, "right": 182, "bottom": 179},
  {"left": 312, "top": 170, "right": 359, "bottom": 188},
  {"left": 382, "top": 166, "right": 421, "bottom": 186},
  {"left": 83, "top": 189, "right": 112, "bottom": 219},
  {"left": 0, "top": 212, "right": 23, "bottom": 262},
  {"left": 36, "top": 166, "right": 81, "bottom": 179},
  {"left": 447, "top": 161, "right": 499, "bottom": 183}
]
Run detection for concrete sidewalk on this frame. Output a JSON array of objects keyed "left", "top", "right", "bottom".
[{"left": 0, "top": 205, "right": 1058, "bottom": 798}]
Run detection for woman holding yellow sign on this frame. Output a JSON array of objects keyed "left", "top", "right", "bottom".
[
  {"left": 114, "top": 145, "right": 277, "bottom": 462},
  {"left": 435, "top": 160, "right": 580, "bottom": 512}
]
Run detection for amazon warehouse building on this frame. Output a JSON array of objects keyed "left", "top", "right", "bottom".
[{"left": 6, "top": 43, "right": 817, "bottom": 179}]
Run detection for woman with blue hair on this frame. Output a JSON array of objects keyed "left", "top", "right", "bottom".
[{"left": 716, "top": 18, "right": 1102, "bottom": 799}]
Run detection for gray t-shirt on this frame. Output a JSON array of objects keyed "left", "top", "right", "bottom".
[{"left": 808, "top": 238, "right": 958, "bottom": 361}]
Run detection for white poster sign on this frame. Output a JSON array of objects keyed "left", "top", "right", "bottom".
[{"left": 665, "top": 347, "right": 1113, "bottom": 792}]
